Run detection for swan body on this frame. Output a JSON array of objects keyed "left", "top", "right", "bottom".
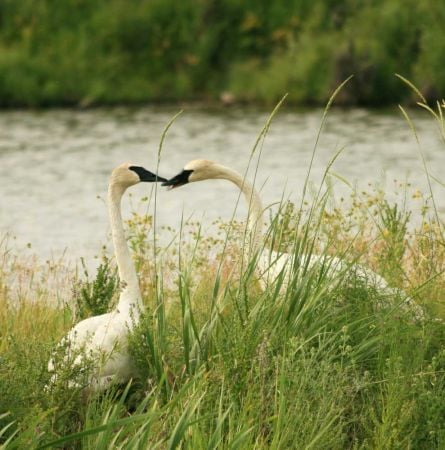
[
  {"left": 256, "top": 246, "right": 395, "bottom": 291},
  {"left": 163, "top": 159, "right": 422, "bottom": 316},
  {"left": 47, "top": 163, "right": 166, "bottom": 394}
]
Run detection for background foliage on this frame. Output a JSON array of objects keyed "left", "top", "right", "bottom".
[{"left": 0, "top": 0, "right": 444, "bottom": 107}]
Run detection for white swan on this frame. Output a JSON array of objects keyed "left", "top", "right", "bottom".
[
  {"left": 47, "top": 163, "right": 166, "bottom": 394},
  {"left": 162, "top": 159, "right": 422, "bottom": 316}
]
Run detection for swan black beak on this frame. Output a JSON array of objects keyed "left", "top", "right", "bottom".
[
  {"left": 162, "top": 169, "right": 193, "bottom": 190},
  {"left": 129, "top": 166, "right": 167, "bottom": 182}
]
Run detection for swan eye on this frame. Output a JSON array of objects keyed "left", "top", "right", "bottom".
[
  {"left": 162, "top": 169, "right": 193, "bottom": 189},
  {"left": 129, "top": 166, "right": 167, "bottom": 182}
]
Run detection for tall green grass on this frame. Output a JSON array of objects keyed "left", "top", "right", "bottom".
[
  {"left": 1, "top": 188, "right": 444, "bottom": 448},
  {"left": 1, "top": 92, "right": 445, "bottom": 448}
]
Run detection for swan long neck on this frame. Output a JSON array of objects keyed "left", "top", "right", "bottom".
[
  {"left": 214, "top": 165, "right": 263, "bottom": 251},
  {"left": 108, "top": 183, "right": 143, "bottom": 314}
]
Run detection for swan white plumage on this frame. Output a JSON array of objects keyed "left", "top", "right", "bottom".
[
  {"left": 162, "top": 159, "right": 422, "bottom": 316},
  {"left": 47, "top": 163, "right": 166, "bottom": 394}
]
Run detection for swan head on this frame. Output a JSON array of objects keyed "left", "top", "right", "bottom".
[
  {"left": 111, "top": 163, "right": 167, "bottom": 188},
  {"left": 162, "top": 159, "right": 223, "bottom": 189}
]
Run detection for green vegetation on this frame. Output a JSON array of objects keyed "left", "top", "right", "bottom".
[
  {"left": 74, "top": 258, "right": 119, "bottom": 320},
  {"left": 2, "top": 174, "right": 445, "bottom": 448},
  {"left": 0, "top": 0, "right": 444, "bottom": 107},
  {"left": 1, "top": 91, "right": 445, "bottom": 448}
]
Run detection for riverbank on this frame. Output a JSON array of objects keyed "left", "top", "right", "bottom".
[
  {"left": 0, "top": 0, "right": 444, "bottom": 107},
  {"left": 1, "top": 187, "right": 445, "bottom": 447}
]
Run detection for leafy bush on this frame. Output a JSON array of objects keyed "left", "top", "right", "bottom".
[{"left": 74, "top": 257, "right": 119, "bottom": 319}]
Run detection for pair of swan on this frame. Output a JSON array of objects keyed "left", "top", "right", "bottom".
[{"left": 49, "top": 159, "right": 418, "bottom": 394}]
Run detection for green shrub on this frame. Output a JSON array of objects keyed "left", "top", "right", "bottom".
[{"left": 74, "top": 257, "right": 119, "bottom": 319}]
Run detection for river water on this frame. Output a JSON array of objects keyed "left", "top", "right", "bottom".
[{"left": 0, "top": 106, "right": 444, "bottom": 261}]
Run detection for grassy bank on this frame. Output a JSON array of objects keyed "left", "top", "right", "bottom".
[
  {"left": 0, "top": 0, "right": 444, "bottom": 107},
  {"left": 1, "top": 171, "right": 445, "bottom": 448}
]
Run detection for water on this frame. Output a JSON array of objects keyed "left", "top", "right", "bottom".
[{"left": 0, "top": 106, "right": 443, "bottom": 261}]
